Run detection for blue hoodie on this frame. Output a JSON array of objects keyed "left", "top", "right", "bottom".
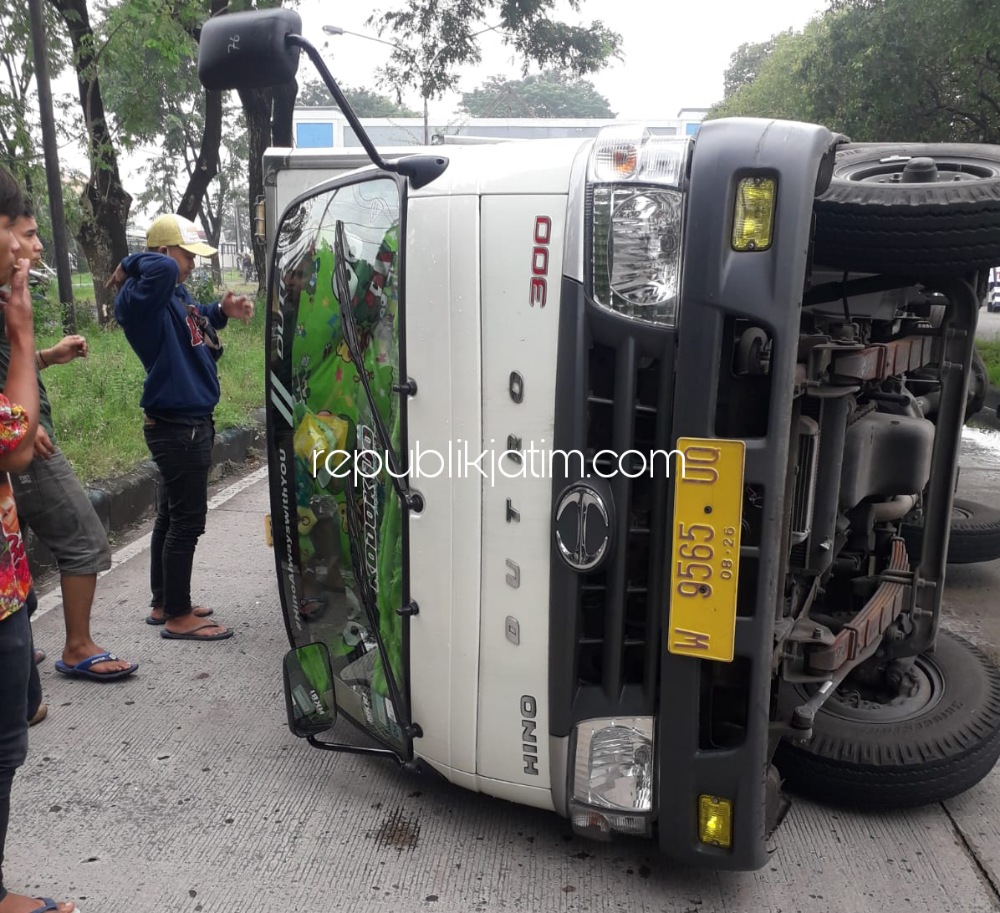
[{"left": 114, "top": 252, "right": 229, "bottom": 419}]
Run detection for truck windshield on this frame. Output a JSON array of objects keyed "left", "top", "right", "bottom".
[{"left": 269, "top": 177, "right": 408, "bottom": 751}]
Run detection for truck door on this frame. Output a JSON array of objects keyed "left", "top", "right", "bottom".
[{"left": 266, "top": 175, "right": 411, "bottom": 752}]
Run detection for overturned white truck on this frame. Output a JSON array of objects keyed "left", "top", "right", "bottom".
[{"left": 200, "top": 9, "right": 1000, "bottom": 870}]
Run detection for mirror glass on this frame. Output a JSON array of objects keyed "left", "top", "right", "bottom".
[{"left": 283, "top": 642, "right": 337, "bottom": 736}]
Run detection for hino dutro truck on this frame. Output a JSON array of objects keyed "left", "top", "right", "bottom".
[{"left": 199, "top": 8, "right": 1000, "bottom": 871}]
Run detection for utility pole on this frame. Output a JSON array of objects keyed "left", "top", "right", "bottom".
[{"left": 28, "top": 0, "right": 76, "bottom": 334}]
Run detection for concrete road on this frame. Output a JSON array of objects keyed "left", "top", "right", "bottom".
[{"left": 11, "top": 451, "right": 1000, "bottom": 913}]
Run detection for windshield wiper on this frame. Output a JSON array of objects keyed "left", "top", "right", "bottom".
[{"left": 332, "top": 219, "right": 422, "bottom": 512}]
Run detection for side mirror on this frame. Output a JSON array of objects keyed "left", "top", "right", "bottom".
[
  {"left": 282, "top": 642, "right": 337, "bottom": 737},
  {"left": 198, "top": 9, "right": 302, "bottom": 91}
]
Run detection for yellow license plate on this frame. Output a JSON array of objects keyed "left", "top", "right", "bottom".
[{"left": 667, "top": 437, "right": 746, "bottom": 662}]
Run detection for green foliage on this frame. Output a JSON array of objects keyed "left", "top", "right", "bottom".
[
  {"left": 460, "top": 70, "right": 614, "bottom": 117},
  {"left": 0, "top": 2, "right": 73, "bottom": 221},
  {"left": 709, "top": 22, "right": 824, "bottom": 123},
  {"left": 37, "top": 289, "right": 266, "bottom": 482},
  {"left": 188, "top": 268, "right": 216, "bottom": 304},
  {"left": 298, "top": 79, "right": 420, "bottom": 116},
  {"left": 99, "top": 0, "right": 249, "bottom": 244},
  {"left": 368, "top": 0, "right": 621, "bottom": 106},
  {"left": 711, "top": 0, "right": 1000, "bottom": 145},
  {"left": 979, "top": 338, "right": 1000, "bottom": 388},
  {"left": 722, "top": 32, "right": 791, "bottom": 102}
]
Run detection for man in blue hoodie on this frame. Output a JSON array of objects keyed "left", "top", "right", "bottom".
[{"left": 112, "top": 214, "right": 253, "bottom": 642}]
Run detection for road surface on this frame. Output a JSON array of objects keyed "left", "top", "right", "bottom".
[{"left": 11, "top": 448, "right": 1000, "bottom": 913}]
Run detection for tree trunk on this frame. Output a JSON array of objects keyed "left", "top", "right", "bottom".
[
  {"left": 47, "top": 0, "right": 131, "bottom": 326},
  {"left": 239, "top": 78, "right": 297, "bottom": 296},
  {"left": 177, "top": 89, "right": 223, "bottom": 223},
  {"left": 176, "top": 0, "right": 228, "bottom": 230}
]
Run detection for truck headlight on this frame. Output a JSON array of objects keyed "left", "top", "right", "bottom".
[
  {"left": 570, "top": 717, "right": 655, "bottom": 839},
  {"left": 587, "top": 126, "right": 689, "bottom": 327},
  {"left": 591, "top": 186, "right": 683, "bottom": 325}
]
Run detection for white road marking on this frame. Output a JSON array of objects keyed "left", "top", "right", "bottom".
[{"left": 31, "top": 464, "right": 269, "bottom": 622}]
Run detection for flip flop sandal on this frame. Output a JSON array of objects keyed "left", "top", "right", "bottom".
[
  {"left": 54, "top": 651, "right": 139, "bottom": 681},
  {"left": 29, "top": 898, "right": 65, "bottom": 913},
  {"left": 161, "top": 623, "right": 234, "bottom": 641},
  {"left": 145, "top": 606, "right": 214, "bottom": 625}
]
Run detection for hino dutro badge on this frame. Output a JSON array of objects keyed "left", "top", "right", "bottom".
[{"left": 200, "top": 8, "right": 1000, "bottom": 871}]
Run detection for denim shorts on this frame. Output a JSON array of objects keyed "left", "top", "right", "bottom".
[{"left": 12, "top": 446, "right": 111, "bottom": 575}]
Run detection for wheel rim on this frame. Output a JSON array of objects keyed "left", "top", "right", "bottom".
[
  {"left": 794, "top": 655, "right": 946, "bottom": 723},
  {"left": 839, "top": 155, "right": 1000, "bottom": 185}
]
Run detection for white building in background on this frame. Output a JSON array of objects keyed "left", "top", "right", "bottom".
[{"left": 292, "top": 107, "right": 709, "bottom": 149}]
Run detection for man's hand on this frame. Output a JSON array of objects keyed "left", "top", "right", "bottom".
[
  {"left": 42, "top": 334, "right": 88, "bottom": 366},
  {"left": 106, "top": 262, "right": 128, "bottom": 292},
  {"left": 221, "top": 290, "right": 254, "bottom": 325},
  {"left": 2, "top": 260, "right": 33, "bottom": 344},
  {"left": 33, "top": 426, "right": 56, "bottom": 460}
]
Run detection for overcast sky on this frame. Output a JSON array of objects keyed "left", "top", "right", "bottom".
[
  {"left": 87, "top": 0, "right": 829, "bottom": 222},
  {"left": 295, "top": 0, "right": 830, "bottom": 120}
]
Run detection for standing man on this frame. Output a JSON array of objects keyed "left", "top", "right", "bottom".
[
  {"left": 112, "top": 213, "right": 253, "bottom": 642},
  {"left": 0, "top": 166, "right": 76, "bottom": 913},
  {"left": 3, "top": 200, "right": 137, "bottom": 684}
]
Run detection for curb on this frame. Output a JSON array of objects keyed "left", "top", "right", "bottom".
[{"left": 25, "top": 408, "right": 266, "bottom": 575}]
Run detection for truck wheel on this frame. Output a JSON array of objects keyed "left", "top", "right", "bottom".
[
  {"left": 775, "top": 630, "right": 1000, "bottom": 808},
  {"left": 814, "top": 144, "right": 1000, "bottom": 274},
  {"left": 900, "top": 498, "right": 1000, "bottom": 565}
]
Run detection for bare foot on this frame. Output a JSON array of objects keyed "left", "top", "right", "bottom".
[
  {"left": 147, "top": 605, "right": 213, "bottom": 624},
  {"left": 62, "top": 640, "right": 133, "bottom": 675},
  {"left": 0, "top": 892, "right": 74, "bottom": 913}
]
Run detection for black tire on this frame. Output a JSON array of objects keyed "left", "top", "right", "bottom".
[
  {"left": 901, "top": 497, "right": 1000, "bottom": 565},
  {"left": 814, "top": 144, "right": 1000, "bottom": 274},
  {"left": 775, "top": 630, "right": 1000, "bottom": 808}
]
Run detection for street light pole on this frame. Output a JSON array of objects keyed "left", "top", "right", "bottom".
[{"left": 323, "top": 23, "right": 499, "bottom": 147}]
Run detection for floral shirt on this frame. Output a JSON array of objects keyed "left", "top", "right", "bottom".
[{"left": 0, "top": 393, "right": 30, "bottom": 620}]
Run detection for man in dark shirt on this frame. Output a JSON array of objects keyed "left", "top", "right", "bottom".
[
  {"left": 3, "top": 200, "right": 136, "bottom": 686},
  {"left": 111, "top": 213, "right": 253, "bottom": 641}
]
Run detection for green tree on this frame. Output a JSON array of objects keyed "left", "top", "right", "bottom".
[
  {"left": 709, "top": 24, "right": 823, "bottom": 123},
  {"left": 47, "top": 0, "right": 134, "bottom": 324},
  {"left": 460, "top": 70, "right": 614, "bottom": 117},
  {"left": 298, "top": 79, "right": 420, "bottom": 116},
  {"left": 368, "top": 0, "right": 622, "bottom": 141},
  {"left": 0, "top": 3, "right": 72, "bottom": 197},
  {"left": 722, "top": 32, "right": 790, "bottom": 102},
  {"left": 711, "top": 0, "right": 1000, "bottom": 146},
  {"left": 101, "top": 0, "right": 244, "bottom": 258}
]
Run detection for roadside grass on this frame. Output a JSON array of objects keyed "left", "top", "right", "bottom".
[
  {"left": 978, "top": 338, "right": 1000, "bottom": 388},
  {"left": 33, "top": 281, "right": 265, "bottom": 484}
]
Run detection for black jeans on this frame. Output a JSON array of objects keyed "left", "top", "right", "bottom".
[
  {"left": 25, "top": 588, "right": 40, "bottom": 721},
  {"left": 0, "top": 605, "right": 32, "bottom": 902},
  {"left": 144, "top": 417, "right": 214, "bottom": 618}
]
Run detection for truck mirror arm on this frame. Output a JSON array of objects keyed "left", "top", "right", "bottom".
[{"left": 287, "top": 35, "right": 449, "bottom": 190}]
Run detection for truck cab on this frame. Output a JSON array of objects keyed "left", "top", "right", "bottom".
[{"left": 200, "top": 8, "right": 1000, "bottom": 872}]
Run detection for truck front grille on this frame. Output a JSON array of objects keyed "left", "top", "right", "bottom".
[{"left": 575, "top": 341, "right": 669, "bottom": 705}]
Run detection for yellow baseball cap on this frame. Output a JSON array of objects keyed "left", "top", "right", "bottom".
[{"left": 146, "top": 214, "right": 217, "bottom": 257}]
